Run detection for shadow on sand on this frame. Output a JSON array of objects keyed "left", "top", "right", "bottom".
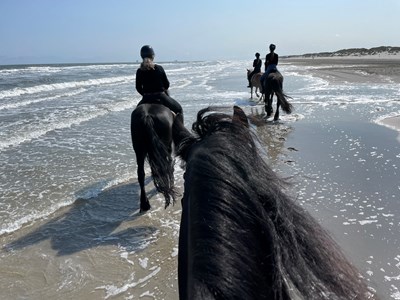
[{"left": 4, "top": 179, "right": 158, "bottom": 256}]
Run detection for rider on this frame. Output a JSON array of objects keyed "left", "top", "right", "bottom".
[
  {"left": 247, "top": 52, "right": 262, "bottom": 88},
  {"left": 135, "top": 45, "right": 184, "bottom": 120},
  {"left": 260, "top": 44, "right": 279, "bottom": 92}
]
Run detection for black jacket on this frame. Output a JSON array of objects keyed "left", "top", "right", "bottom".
[
  {"left": 136, "top": 64, "right": 170, "bottom": 95},
  {"left": 253, "top": 58, "right": 262, "bottom": 73}
]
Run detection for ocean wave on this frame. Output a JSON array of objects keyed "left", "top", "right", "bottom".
[
  {"left": 0, "top": 172, "right": 135, "bottom": 236},
  {"left": 0, "top": 63, "right": 134, "bottom": 75},
  {"left": 0, "top": 99, "right": 134, "bottom": 151},
  {"left": 0, "top": 88, "right": 86, "bottom": 111},
  {"left": 374, "top": 110, "right": 400, "bottom": 134},
  {"left": 0, "top": 75, "right": 134, "bottom": 100}
]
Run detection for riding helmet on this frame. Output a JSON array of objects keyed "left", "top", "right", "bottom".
[
  {"left": 140, "top": 45, "right": 155, "bottom": 59},
  {"left": 255, "top": 52, "right": 260, "bottom": 57},
  {"left": 269, "top": 44, "right": 276, "bottom": 51}
]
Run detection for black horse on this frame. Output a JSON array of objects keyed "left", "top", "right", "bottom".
[
  {"left": 263, "top": 71, "right": 293, "bottom": 121},
  {"left": 172, "top": 106, "right": 377, "bottom": 300},
  {"left": 130, "top": 103, "right": 176, "bottom": 212}
]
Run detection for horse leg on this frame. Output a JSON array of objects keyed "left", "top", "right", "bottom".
[
  {"left": 274, "top": 98, "right": 280, "bottom": 121},
  {"left": 266, "top": 93, "right": 273, "bottom": 117},
  {"left": 259, "top": 88, "right": 264, "bottom": 103},
  {"left": 135, "top": 150, "right": 151, "bottom": 212}
]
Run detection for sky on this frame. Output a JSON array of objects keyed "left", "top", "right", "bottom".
[{"left": 0, "top": 0, "right": 399, "bottom": 64}]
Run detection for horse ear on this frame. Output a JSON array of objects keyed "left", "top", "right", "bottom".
[{"left": 233, "top": 106, "right": 249, "bottom": 127}]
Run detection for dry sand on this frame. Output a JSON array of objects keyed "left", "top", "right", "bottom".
[{"left": 284, "top": 56, "right": 400, "bottom": 84}]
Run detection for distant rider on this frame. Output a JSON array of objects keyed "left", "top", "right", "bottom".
[
  {"left": 135, "top": 45, "right": 183, "bottom": 121},
  {"left": 260, "top": 44, "right": 279, "bottom": 92},
  {"left": 247, "top": 52, "right": 262, "bottom": 87}
]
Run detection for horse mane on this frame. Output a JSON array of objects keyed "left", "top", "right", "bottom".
[{"left": 175, "top": 107, "right": 376, "bottom": 299}]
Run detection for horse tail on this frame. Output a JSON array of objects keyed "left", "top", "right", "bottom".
[
  {"left": 143, "top": 115, "right": 176, "bottom": 208},
  {"left": 272, "top": 79, "right": 293, "bottom": 114}
]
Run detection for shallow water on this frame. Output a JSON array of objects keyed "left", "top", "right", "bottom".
[{"left": 0, "top": 60, "right": 399, "bottom": 299}]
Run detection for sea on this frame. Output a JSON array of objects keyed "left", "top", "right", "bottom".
[{"left": 0, "top": 60, "right": 399, "bottom": 299}]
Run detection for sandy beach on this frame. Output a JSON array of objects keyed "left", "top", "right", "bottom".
[
  {"left": 284, "top": 56, "right": 400, "bottom": 133},
  {"left": 284, "top": 56, "right": 400, "bottom": 85},
  {"left": 1, "top": 58, "right": 399, "bottom": 299}
]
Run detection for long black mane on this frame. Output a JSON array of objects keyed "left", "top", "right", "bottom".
[{"left": 173, "top": 106, "right": 376, "bottom": 300}]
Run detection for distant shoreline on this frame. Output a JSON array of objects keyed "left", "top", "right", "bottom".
[
  {"left": 283, "top": 54, "right": 400, "bottom": 60},
  {"left": 283, "top": 46, "right": 400, "bottom": 60},
  {"left": 282, "top": 57, "right": 400, "bottom": 135}
]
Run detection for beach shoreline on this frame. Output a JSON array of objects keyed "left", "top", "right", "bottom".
[
  {"left": 283, "top": 57, "right": 400, "bottom": 135},
  {"left": 1, "top": 58, "right": 399, "bottom": 299}
]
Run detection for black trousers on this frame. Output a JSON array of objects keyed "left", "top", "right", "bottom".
[{"left": 138, "top": 92, "right": 183, "bottom": 115}]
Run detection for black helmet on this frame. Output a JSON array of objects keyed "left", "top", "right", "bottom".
[
  {"left": 255, "top": 52, "right": 260, "bottom": 57},
  {"left": 140, "top": 45, "right": 155, "bottom": 59},
  {"left": 269, "top": 44, "right": 276, "bottom": 51}
]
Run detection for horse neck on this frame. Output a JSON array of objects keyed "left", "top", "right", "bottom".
[{"left": 172, "top": 118, "right": 196, "bottom": 160}]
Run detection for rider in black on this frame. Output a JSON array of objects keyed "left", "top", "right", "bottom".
[
  {"left": 247, "top": 52, "right": 262, "bottom": 87},
  {"left": 260, "top": 44, "right": 279, "bottom": 93},
  {"left": 136, "top": 45, "right": 183, "bottom": 120},
  {"left": 264, "top": 44, "right": 279, "bottom": 75}
]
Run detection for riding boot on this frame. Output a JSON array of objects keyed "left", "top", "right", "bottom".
[{"left": 247, "top": 80, "right": 251, "bottom": 88}]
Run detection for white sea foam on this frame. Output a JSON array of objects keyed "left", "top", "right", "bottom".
[
  {"left": 0, "top": 63, "right": 133, "bottom": 75},
  {"left": 74, "top": 173, "right": 134, "bottom": 200},
  {"left": 171, "top": 247, "right": 178, "bottom": 257},
  {"left": 0, "top": 172, "right": 135, "bottom": 236},
  {"left": 0, "top": 99, "right": 133, "bottom": 151},
  {"left": 374, "top": 110, "right": 400, "bottom": 131},
  {"left": 358, "top": 220, "right": 378, "bottom": 225},
  {"left": 0, "top": 75, "right": 133, "bottom": 100},
  {"left": 139, "top": 258, "right": 148, "bottom": 269},
  {"left": 0, "top": 88, "right": 86, "bottom": 111},
  {"left": 0, "top": 194, "right": 76, "bottom": 236},
  {"left": 97, "top": 266, "right": 161, "bottom": 299}
]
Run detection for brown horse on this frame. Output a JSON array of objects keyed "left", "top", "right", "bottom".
[{"left": 246, "top": 69, "right": 264, "bottom": 101}]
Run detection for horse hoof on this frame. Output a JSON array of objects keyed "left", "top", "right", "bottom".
[{"left": 140, "top": 202, "right": 151, "bottom": 213}]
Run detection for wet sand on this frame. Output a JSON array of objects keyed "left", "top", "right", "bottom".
[
  {"left": 284, "top": 56, "right": 400, "bottom": 132},
  {"left": 0, "top": 122, "right": 294, "bottom": 300},
  {"left": 1, "top": 58, "right": 399, "bottom": 299},
  {"left": 280, "top": 57, "right": 400, "bottom": 299}
]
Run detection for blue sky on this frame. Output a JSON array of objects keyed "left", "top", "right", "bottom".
[{"left": 1, "top": 0, "right": 399, "bottom": 64}]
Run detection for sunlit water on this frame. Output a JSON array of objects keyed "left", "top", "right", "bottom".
[{"left": 0, "top": 60, "right": 399, "bottom": 299}]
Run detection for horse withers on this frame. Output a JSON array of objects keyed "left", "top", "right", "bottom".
[
  {"left": 130, "top": 103, "right": 177, "bottom": 212},
  {"left": 246, "top": 69, "right": 264, "bottom": 101},
  {"left": 172, "top": 106, "right": 378, "bottom": 300},
  {"left": 263, "top": 70, "right": 293, "bottom": 121}
]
